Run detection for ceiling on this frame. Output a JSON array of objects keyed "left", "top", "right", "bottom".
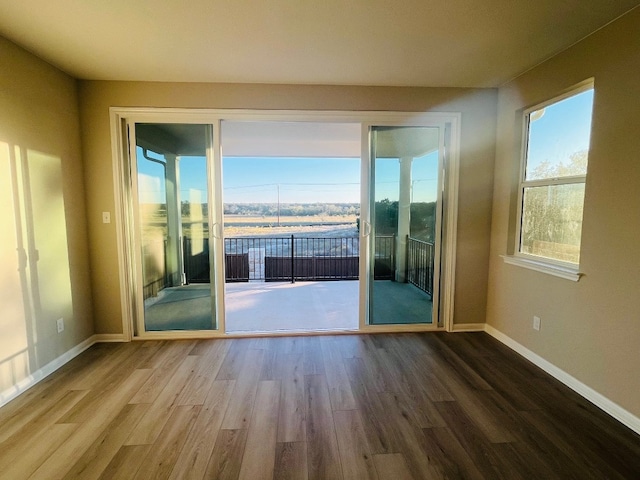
[{"left": 0, "top": 1, "right": 637, "bottom": 88}]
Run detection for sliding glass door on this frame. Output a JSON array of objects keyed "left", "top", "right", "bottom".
[
  {"left": 367, "top": 126, "right": 442, "bottom": 326},
  {"left": 115, "top": 110, "right": 458, "bottom": 337},
  {"left": 130, "top": 123, "right": 221, "bottom": 333}
]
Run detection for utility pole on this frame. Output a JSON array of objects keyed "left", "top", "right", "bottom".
[{"left": 277, "top": 184, "right": 281, "bottom": 226}]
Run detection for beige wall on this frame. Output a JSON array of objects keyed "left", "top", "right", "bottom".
[
  {"left": 78, "top": 82, "right": 497, "bottom": 334},
  {"left": 487, "top": 8, "right": 640, "bottom": 417},
  {"left": 0, "top": 37, "right": 93, "bottom": 396}
]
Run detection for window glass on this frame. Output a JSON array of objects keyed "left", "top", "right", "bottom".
[
  {"left": 518, "top": 85, "right": 594, "bottom": 265},
  {"left": 520, "top": 183, "right": 585, "bottom": 264},
  {"left": 525, "top": 89, "right": 593, "bottom": 181}
]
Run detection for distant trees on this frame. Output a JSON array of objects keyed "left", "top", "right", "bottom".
[
  {"left": 410, "top": 201, "right": 437, "bottom": 242},
  {"left": 222, "top": 203, "right": 359, "bottom": 217},
  {"left": 527, "top": 150, "right": 587, "bottom": 180},
  {"left": 520, "top": 150, "right": 588, "bottom": 263},
  {"left": 374, "top": 199, "right": 437, "bottom": 242},
  {"left": 374, "top": 199, "right": 398, "bottom": 235},
  {"left": 181, "top": 201, "right": 208, "bottom": 218},
  {"left": 178, "top": 200, "right": 438, "bottom": 242}
]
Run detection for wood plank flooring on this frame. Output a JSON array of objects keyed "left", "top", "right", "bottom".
[{"left": 1, "top": 332, "right": 639, "bottom": 479}]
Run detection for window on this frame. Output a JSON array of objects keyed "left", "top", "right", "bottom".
[{"left": 516, "top": 82, "right": 594, "bottom": 269}]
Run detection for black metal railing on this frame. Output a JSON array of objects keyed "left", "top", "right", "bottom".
[
  {"left": 146, "top": 234, "right": 435, "bottom": 298},
  {"left": 267, "top": 240, "right": 360, "bottom": 282},
  {"left": 406, "top": 236, "right": 435, "bottom": 296},
  {"left": 225, "top": 235, "right": 362, "bottom": 282},
  {"left": 181, "top": 235, "right": 397, "bottom": 283},
  {"left": 374, "top": 235, "right": 395, "bottom": 280}
]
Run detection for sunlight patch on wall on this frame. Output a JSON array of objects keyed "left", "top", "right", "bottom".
[
  {"left": 0, "top": 144, "right": 74, "bottom": 396},
  {"left": 0, "top": 142, "right": 30, "bottom": 393},
  {"left": 26, "top": 149, "right": 73, "bottom": 341}
]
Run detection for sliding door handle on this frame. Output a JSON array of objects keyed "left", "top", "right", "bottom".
[
  {"left": 362, "top": 221, "right": 371, "bottom": 237},
  {"left": 211, "top": 222, "right": 222, "bottom": 239}
]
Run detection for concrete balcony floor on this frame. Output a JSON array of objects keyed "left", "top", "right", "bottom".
[
  {"left": 225, "top": 280, "right": 359, "bottom": 333},
  {"left": 144, "top": 280, "right": 432, "bottom": 333}
]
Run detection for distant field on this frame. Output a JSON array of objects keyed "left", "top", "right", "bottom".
[
  {"left": 223, "top": 214, "right": 357, "bottom": 227},
  {"left": 224, "top": 215, "right": 358, "bottom": 238},
  {"left": 142, "top": 213, "right": 359, "bottom": 239}
]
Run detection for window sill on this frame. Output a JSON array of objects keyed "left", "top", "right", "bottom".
[{"left": 501, "top": 255, "right": 583, "bottom": 282}]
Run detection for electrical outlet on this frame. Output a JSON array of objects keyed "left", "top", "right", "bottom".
[
  {"left": 533, "top": 316, "right": 541, "bottom": 331},
  {"left": 56, "top": 318, "right": 64, "bottom": 333},
  {"left": 102, "top": 211, "right": 111, "bottom": 224}
]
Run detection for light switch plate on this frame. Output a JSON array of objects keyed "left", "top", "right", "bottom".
[{"left": 533, "top": 316, "right": 541, "bottom": 331}]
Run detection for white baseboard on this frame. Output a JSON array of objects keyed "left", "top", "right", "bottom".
[
  {"left": 0, "top": 333, "right": 127, "bottom": 408},
  {"left": 93, "top": 333, "right": 127, "bottom": 343},
  {"left": 451, "top": 323, "right": 485, "bottom": 332},
  {"left": 484, "top": 324, "right": 640, "bottom": 436}
]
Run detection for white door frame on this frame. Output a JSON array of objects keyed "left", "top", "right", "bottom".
[{"left": 109, "top": 108, "right": 460, "bottom": 339}]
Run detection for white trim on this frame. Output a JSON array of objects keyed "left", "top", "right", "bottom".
[
  {"left": 358, "top": 127, "right": 370, "bottom": 331},
  {"left": 92, "top": 333, "right": 128, "bottom": 343},
  {"left": 429, "top": 126, "right": 445, "bottom": 327},
  {"left": 442, "top": 118, "right": 460, "bottom": 332},
  {"left": 135, "top": 327, "right": 447, "bottom": 340},
  {"left": 109, "top": 113, "right": 134, "bottom": 341},
  {"left": 360, "top": 323, "right": 442, "bottom": 333},
  {"left": 522, "top": 175, "right": 586, "bottom": 187},
  {"left": 0, "top": 336, "right": 94, "bottom": 407},
  {"left": 126, "top": 120, "right": 148, "bottom": 338},
  {"left": 501, "top": 254, "right": 582, "bottom": 281},
  {"left": 451, "top": 323, "right": 485, "bottom": 332},
  {"left": 134, "top": 330, "right": 227, "bottom": 340},
  {"left": 211, "top": 121, "right": 226, "bottom": 333},
  {"left": 134, "top": 325, "right": 445, "bottom": 340},
  {"left": 484, "top": 324, "right": 640, "bottom": 436},
  {"left": 109, "top": 108, "right": 460, "bottom": 125}
]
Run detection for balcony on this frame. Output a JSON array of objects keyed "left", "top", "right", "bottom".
[{"left": 143, "top": 235, "right": 435, "bottom": 332}]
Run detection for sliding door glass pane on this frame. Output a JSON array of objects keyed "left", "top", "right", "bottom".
[
  {"left": 135, "top": 123, "right": 217, "bottom": 331},
  {"left": 369, "top": 126, "right": 439, "bottom": 325}
]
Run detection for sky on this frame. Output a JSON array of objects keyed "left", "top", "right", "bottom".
[
  {"left": 222, "top": 152, "right": 438, "bottom": 204},
  {"left": 138, "top": 149, "right": 440, "bottom": 205},
  {"left": 374, "top": 152, "right": 438, "bottom": 203},
  {"left": 526, "top": 88, "right": 594, "bottom": 176},
  {"left": 222, "top": 157, "right": 360, "bottom": 204}
]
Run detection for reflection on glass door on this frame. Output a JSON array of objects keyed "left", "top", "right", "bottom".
[
  {"left": 133, "top": 123, "right": 218, "bottom": 332},
  {"left": 369, "top": 126, "right": 441, "bottom": 325}
]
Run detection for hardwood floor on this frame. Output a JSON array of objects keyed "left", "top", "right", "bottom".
[{"left": 1, "top": 333, "right": 639, "bottom": 479}]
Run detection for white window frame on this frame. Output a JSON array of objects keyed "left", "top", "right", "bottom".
[{"left": 505, "top": 80, "right": 594, "bottom": 281}]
